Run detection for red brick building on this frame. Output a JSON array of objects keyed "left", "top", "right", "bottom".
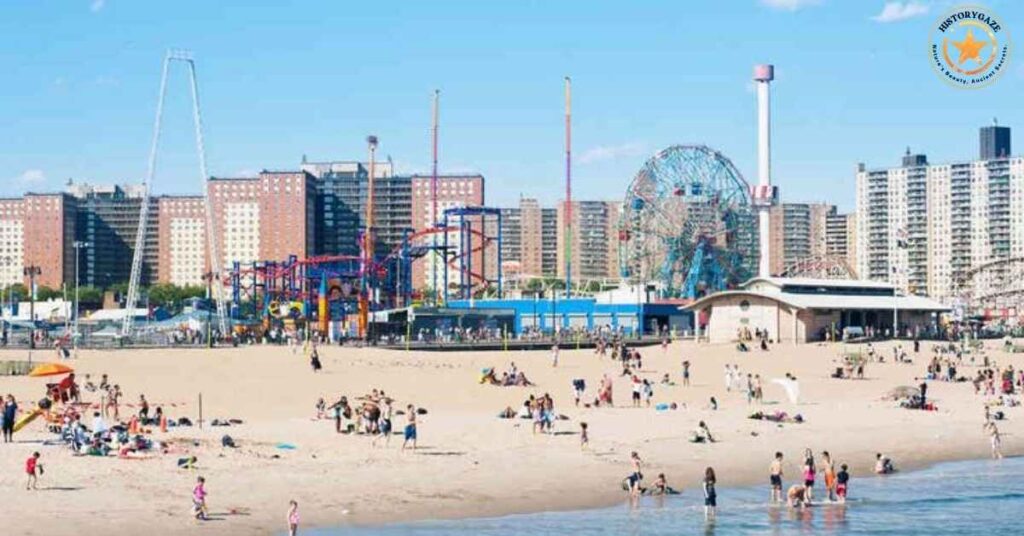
[{"left": 410, "top": 174, "right": 485, "bottom": 295}]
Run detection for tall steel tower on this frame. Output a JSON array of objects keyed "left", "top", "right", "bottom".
[
  {"left": 123, "top": 50, "right": 228, "bottom": 337},
  {"left": 752, "top": 64, "right": 778, "bottom": 278}
]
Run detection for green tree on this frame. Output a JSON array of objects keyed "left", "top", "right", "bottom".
[
  {"left": 76, "top": 286, "right": 103, "bottom": 307},
  {"left": 5, "top": 283, "right": 28, "bottom": 300},
  {"left": 35, "top": 285, "right": 61, "bottom": 301},
  {"left": 107, "top": 282, "right": 129, "bottom": 297},
  {"left": 147, "top": 283, "right": 179, "bottom": 307}
]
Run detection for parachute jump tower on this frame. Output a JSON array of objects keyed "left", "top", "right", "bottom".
[{"left": 123, "top": 50, "right": 228, "bottom": 337}]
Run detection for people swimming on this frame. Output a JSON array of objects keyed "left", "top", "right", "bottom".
[{"left": 874, "top": 453, "right": 895, "bottom": 474}]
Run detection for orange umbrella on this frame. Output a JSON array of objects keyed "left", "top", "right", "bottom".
[{"left": 28, "top": 363, "right": 74, "bottom": 377}]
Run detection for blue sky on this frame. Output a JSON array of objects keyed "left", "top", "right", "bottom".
[{"left": 1, "top": 0, "right": 1021, "bottom": 211}]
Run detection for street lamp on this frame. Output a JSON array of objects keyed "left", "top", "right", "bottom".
[
  {"left": 202, "top": 271, "right": 215, "bottom": 348},
  {"left": 23, "top": 265, "right": 41, "bottom": 349},
  {"left": 73, "top": 241, "right": 91, "bottom": 346}
]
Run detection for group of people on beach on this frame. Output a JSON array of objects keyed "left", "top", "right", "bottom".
[
  {"left": 770, "top": 449, "right": 853, "bottom": 508},
  {"left": 317, "top": 390, "right": 419, "bottom": 450}
]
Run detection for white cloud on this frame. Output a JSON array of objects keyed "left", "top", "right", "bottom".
[
  {"left": 759, "top": 0, "right": 822, "bottom": 11},
  {"left": 579, "top": 142, "right": 647, "bottom": 165},
  {"left": 871, "top": 1, "right": 929, "bottom": 23},
  {"left": 90, "top": 0, "right": 105, "bottom": 13},
  {"left": 14, "top": 169, "right": 46, "bottom": 186},
  {"left": 234, "top": 169, "right": 260, "bottom": 178}
]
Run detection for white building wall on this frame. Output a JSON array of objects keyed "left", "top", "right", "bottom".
[
  {"left": 0, "top": 219, "right": 24, "bottom": 287},
  {"left": 223, "top": 202, "right": 260, "bottom": 266},
  {"left": 927, "top": 166, "right": 952, "bottom": 300},
  {"left": 169, "top": 217, "right": 205, "bottom": 286}
]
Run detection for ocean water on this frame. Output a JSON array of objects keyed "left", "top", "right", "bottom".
[{"left": 313, "top": 457, "right": 1023, "bottom": 535}]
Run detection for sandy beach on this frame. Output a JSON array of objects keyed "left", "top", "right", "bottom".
[{"left": 0, "top": 339, "right": 1018, "bottom": 535}]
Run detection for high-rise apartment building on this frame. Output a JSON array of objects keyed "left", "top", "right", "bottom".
[
  {"left": 68, "top": 183, "right": 159, "bottom": 288},
  {"left": 303, "top": 160, "right": 409, "bottom": 257},
  {"left": 825, "top": 212, "right": 857, "bottom": 272},
  {"left": 499, "top": 206, "right": 522, "bottom": 280},
  {"left": 540, "top": 207, "right": 559, "bottom": 277},
  {"left": 766, "top": 202, "right": 834, "bottom": 275},
  {"left": 410, "top": 174, "right": 486, "bottom": 292},
  {"left": 556, "top": 200, "right": 621, "bottom": 282},
  {"left": 157, "top": 196, "right": 207, "bottom": 287},
  {"left": 0, "top": 193, "right": 77, "bottom": 290},
  {"left": 856, "top": 127, "right": 1024, "bottom": 302},
  {"left": 980, "top": 124, "right": 1011, "bottom": 160}
]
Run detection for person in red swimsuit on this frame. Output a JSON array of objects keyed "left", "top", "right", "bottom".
[{"left": 25, "top": 451, "right": 42, "bottom": 490}]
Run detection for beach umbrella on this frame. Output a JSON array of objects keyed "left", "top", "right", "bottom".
[{"left": 27, "top": 363, "right": 74, "bottom": 377}]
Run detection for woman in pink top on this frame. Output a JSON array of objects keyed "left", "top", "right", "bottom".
[
  {"left": 287, "top": 500, "right": 300, "bottom": 535},
  {"left": 192, "top": 476, "right": 208, "bottom": 520}
]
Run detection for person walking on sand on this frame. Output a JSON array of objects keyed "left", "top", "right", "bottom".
[
  {"left": 580, "top": 422, "right": 589, "bottom": 450},
  {"left": 551, "top": 344, "right": 559, "bottom": 367},
  {"left": 703, "top": 467, "right": 717, "bottom": 519},
  {"left": 3, "top": 394, "right": 17, "bottom": 443},
  {"left": 310, "top": 348, "right": 322, "bottom": 372},
  {"left": 25, "top": 451, "right": 42, "bottom": 490},
  {"left": 402, "top": 404, "right": 418, "bottom": 450},
  {"left": 682, "top": 360, "right": 691, "bottom": 386},
  {"left": 287, "top": 500, "right": 300, "bottom": 536},
  {"left": 192, "top": 476, "right": 208, "bottom": 520},
  {"left": 769, "top": 452, "right": 784, "bottom": 503}
]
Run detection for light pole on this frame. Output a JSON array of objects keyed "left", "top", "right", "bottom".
[
  {"left": 73, "top": 241, "right": 91, "bottom": 345},
  {"left": 23, "top": 265, "right": 41, "bottom": 349},
  {"left": 202, "top": 271, "right": 215, "bottom": 348}
]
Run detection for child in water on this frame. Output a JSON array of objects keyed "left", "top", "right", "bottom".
[
  {"left": 703, "top": 467, "right": 717, "bottom": 519},
  {"left": 836, "top": 464, "right": 850, "bottom": 503},
  {"left": 287, "top": 500, "right": 300, "bottom": 536}
]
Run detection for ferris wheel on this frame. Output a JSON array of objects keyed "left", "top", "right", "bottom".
[{"left": 619, "top": 145, "right": 758, "bottom": 298}]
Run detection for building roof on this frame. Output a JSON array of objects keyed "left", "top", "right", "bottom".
[
  {"left": 684, "top": 290, "right": 949, "bottom": 312},
  {"left": 746, "top": 277, "right": 894, "bottom": 290}
]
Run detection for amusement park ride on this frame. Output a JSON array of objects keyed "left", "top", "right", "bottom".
[
  {"left": 226, "top": 204, "right": 504, "bottom": 338},
  {"left": 122, "top": 53, "right": 792, "bottom": 339},
  {"left": 618, "top": 145, "right": 759, "bottom": 299}
]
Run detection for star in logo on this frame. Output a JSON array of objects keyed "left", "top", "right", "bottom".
[{"left": 950, "top": 29, "right": 987, "bottom": 64}]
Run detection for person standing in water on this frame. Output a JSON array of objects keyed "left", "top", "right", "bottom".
[
  {"left": 986, "top": 421, "right": 1003, "bottom": 459},
  {"left": 836, "top": 464, "right": 850, "bottom": 503},
  {"left": 822, "top": 450, "right": 837, "bottom": 502},
  {"left": 286, "top": 500, "right": 299, "bottom": 536},
  {"left": 769, "top": 452, "right": 784, "bottom": 503},
  {"left": 802, "top": 448, "right": 816, "bottom": 504},
  {"left": 627, "top": 451, "right": 644, "bottom": 497},
  {"left": 703, "top": 467, "right": 717, "bottom": 519}
]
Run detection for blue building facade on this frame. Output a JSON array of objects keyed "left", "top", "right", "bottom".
[{"left": 445, "top": 298, "right": 691, "bottom": 335}]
